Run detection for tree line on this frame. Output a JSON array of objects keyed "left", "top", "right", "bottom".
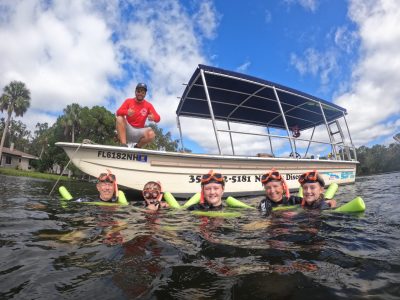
[
  {"left": 0, "top": 81, "right": 182, "bottom": 175},
  {"left": 0, "top": 80, "right": 399, "bottom": 176}
]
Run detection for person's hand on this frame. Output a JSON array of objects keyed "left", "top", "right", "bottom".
[
  {"left": 148, "top": 113, "right": 154, "bottom": 121},
  {"left": 326, "top": 199, "right": 337, "bottom": 208},
  {"left": 127, "top": 108, "right": 134, "bottom": 117},
  {"left": 146, "top": 201, "right": 160, "bottom": 211}
]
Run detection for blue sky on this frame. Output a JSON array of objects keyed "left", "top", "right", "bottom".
[{"left": 0, "top": 0, "right": 399, "bottom": 155}]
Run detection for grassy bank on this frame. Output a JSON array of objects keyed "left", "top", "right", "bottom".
[{"left": 0, "top": 168, "right": 73, "bottom": 181}]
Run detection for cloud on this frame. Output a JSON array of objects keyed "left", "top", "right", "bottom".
[
  {"left": 290, "top": 48, "right": 339, "bottom": 86},
  {"left": 0, "top": 0, "right": 119, "bottom": 114},
  {"left": 334, "top": 0, "right": 400, "bottom": 146},
  {"left": 193, "top": 1, "right": 220, "bottom": 39},
  {"left": 283, "top": 0, "right": 319, "bottom": 12},
  {"left": 236, "top": 61, "right": 251, "bottom": 73},
  {"left": 0, "top": 0, "right": 217, "bottom": 145},
  {"left": 264, "top": 9, "right": 272, "bottom": 23},
  {"left": 334, "top": 26, "right": 359, "bottom": 54}
]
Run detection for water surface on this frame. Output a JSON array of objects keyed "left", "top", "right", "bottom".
[{"left": 1, "top": 172, "right": 399, "bottom": 299}]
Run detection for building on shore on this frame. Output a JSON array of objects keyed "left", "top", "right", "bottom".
[{"left": 0, "top": 143, "right": 38, "bottom": 171}]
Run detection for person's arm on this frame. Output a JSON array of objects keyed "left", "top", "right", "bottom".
[
  {"left": 116, "top": 99, "right": 130, "bottom": 116},
  {"left": 147, "top": 103, "right": 160, "bottom": 123}
]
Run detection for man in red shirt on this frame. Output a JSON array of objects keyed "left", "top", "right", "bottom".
[{"left": 116, "top": 83, "right": 160, "bottom": 148}]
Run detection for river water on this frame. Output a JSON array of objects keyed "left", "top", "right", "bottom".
[{"left": 0, "top": 172, "right": 399, "bottom": 299}]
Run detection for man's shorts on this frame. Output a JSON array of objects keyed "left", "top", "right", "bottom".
[{"left": 126, "top": 123, "right": 149, "bottom": 144}]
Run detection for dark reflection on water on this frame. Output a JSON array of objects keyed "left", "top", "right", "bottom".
[{"left": 1, "top": 172, "right": 400, "bottom": 299}]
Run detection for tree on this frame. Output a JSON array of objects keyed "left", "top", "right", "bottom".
[
  {"left": 32, "top": 122, "right": 49, "bottom": 158},
  {"left": 79, "top": 106, "right": 117, "bottom": 145},
  {"left": 61, "top": 103, "right": 82, "bottom": 143},
  {"left": 146, "top": 123, "right": 180, "bottom": 151},
  {"left": 0, "top": 81, "right": 31, "bottom": 164}
]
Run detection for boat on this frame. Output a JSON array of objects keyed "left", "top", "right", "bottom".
[{"left": 56, "top": 64, "right": 358, "bottom": 197}]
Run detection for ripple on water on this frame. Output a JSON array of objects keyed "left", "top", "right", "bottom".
[{"left": 0, "top": 173, "right": 400, "bottom": 299}]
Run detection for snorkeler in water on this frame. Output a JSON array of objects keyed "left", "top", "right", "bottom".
[
  {"left": 298, "top": 170, "right": 336, "bottom": 209},
  {"left": 72, "top": 170, "right": 120, "bottom": 203},
  {"left": 258, "top": 168, "right": 302, "bottom": 216},
  {"left": 187, "top": 170, "right": 225, "bottom": 211},
  {"left": 142, "top": 181, "right": 169, "bottom": 211}
]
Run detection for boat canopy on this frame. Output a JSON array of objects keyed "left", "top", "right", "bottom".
[
  {"left": 177, "top": 64, "right": 346, "bottom": 131},
  {"left": 176, "top": 64, "right": 356, "bottom": 161}
]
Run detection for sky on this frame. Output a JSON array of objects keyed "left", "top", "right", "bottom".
[{"left": 0, "top": 0, "right": 399, "bottom": 156}]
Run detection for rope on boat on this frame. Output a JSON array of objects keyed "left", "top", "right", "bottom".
[{"left": 48, "top": 141, "right": 88, "bottom": 197}]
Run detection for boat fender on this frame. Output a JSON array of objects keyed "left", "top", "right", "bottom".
[
  {"left": 163, "top": 192, "right": 181, "bottom": 209},
  {"left": 225, "top": 196, "right": 255, "bottom": 209},
  {"left": 324, "top": 183, "right": 338, "bottom": 199},
  {"left": 182, "top": 193, "right": 201, "bottom": 208},
  {"left": 333, "top": 197, "right": 365, "bottom": 213}
]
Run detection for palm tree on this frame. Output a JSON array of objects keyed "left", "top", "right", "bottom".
[
  {"left": 62, "top": 103, "right": 82, "bottom": 143},
  {"left": 0, "top": 81, "right": 31, "bottom": 165}
]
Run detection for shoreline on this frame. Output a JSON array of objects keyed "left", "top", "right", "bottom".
[{"left": 0, "top": 168, "right": 73, "bottom": 181}]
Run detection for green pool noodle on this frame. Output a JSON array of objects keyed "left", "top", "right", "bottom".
[
  {"left": 163, "top": 192, "right": 181, "bottom": 209},
  {"left": 272, "top": 205, "right": 299, "bottom": 211},
  {"left": 182, "top": 193, "right": 201, "bottom": 208},
  {"left": 117, "top": 191, "right": 128, "bottom": 205},
  {"left": 225, "top": 196, "right": 255, "bottom": 209},
  {"left": 81, "top": 201, "right": 123, "bottom": 206},
  {"left": 191, "top": 211, "right": 241, "bottom": 218},
  {"left": 334, "top": 196, "right": 365, "bottom": 213},
  {"left": 59, "top": 186, "right": 73, "bottom": 200},
  {"left": 297, "top": 186, "right": 303, "bottom": 198},
  {"left": 324, "top": 183, "right": 338, "bottom": 199}
]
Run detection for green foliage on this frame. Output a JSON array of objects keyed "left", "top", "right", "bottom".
[
  {"left": 79, "top": 106, "right": 118, "bottom": 145},
  {"left": 0, "top": 118, "right": 32, "bottom": 151},
  {"left": 0, "top": 80, "right": 31, "bottom": 162},
  {"left": 145, "top": 123, "right": 180, "bottom": 151},
  {"left": 356, "top": 143, "right": 400, "bottom": 175},
  {"left": 0, "top": 81, "right": 31, "bottom": 116}
]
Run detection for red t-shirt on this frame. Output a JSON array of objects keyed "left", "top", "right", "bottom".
[{"left": 116, "top": 98, "right": 160, "bottom": 128}]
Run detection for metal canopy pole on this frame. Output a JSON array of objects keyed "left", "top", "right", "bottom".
[
  {"left": 272, "top": 86, "right": 296, "bottom": 156},
  {"left": 304, "top": 126, "right": 316, "bottom": 158},
  {"left": 177, "top": 116, "right": 185, "bottom": 151},
  {"left": 227, "top": 120, "right": 235, "bottom": 155},
  {"left": 318, "top": 102, "right": 338, "bottom": 159},
  {"left": 267, "top": 126, "right": 275, "bottom": 157},
  {"left": 342, "top": 112, "right": 357, "bottom": 160},
  {"left": 200, "top": 69, "right": 222, "bottom": 154}
]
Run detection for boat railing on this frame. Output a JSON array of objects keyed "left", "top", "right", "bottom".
[{"left": 218, "top": 128, "right": 357, "bottom": 161}]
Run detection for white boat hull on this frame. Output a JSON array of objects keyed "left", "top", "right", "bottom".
[{"left": 57, "top": 142, "right": 357, "bottom": 196}]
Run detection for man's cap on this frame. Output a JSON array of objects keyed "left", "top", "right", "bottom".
[{"left": 136, "top": 83, "right": 147, "bottom": 91}]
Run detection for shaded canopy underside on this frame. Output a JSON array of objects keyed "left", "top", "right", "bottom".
[{"left": 177, "top": 64, "right": 346, "bottom": 131}]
